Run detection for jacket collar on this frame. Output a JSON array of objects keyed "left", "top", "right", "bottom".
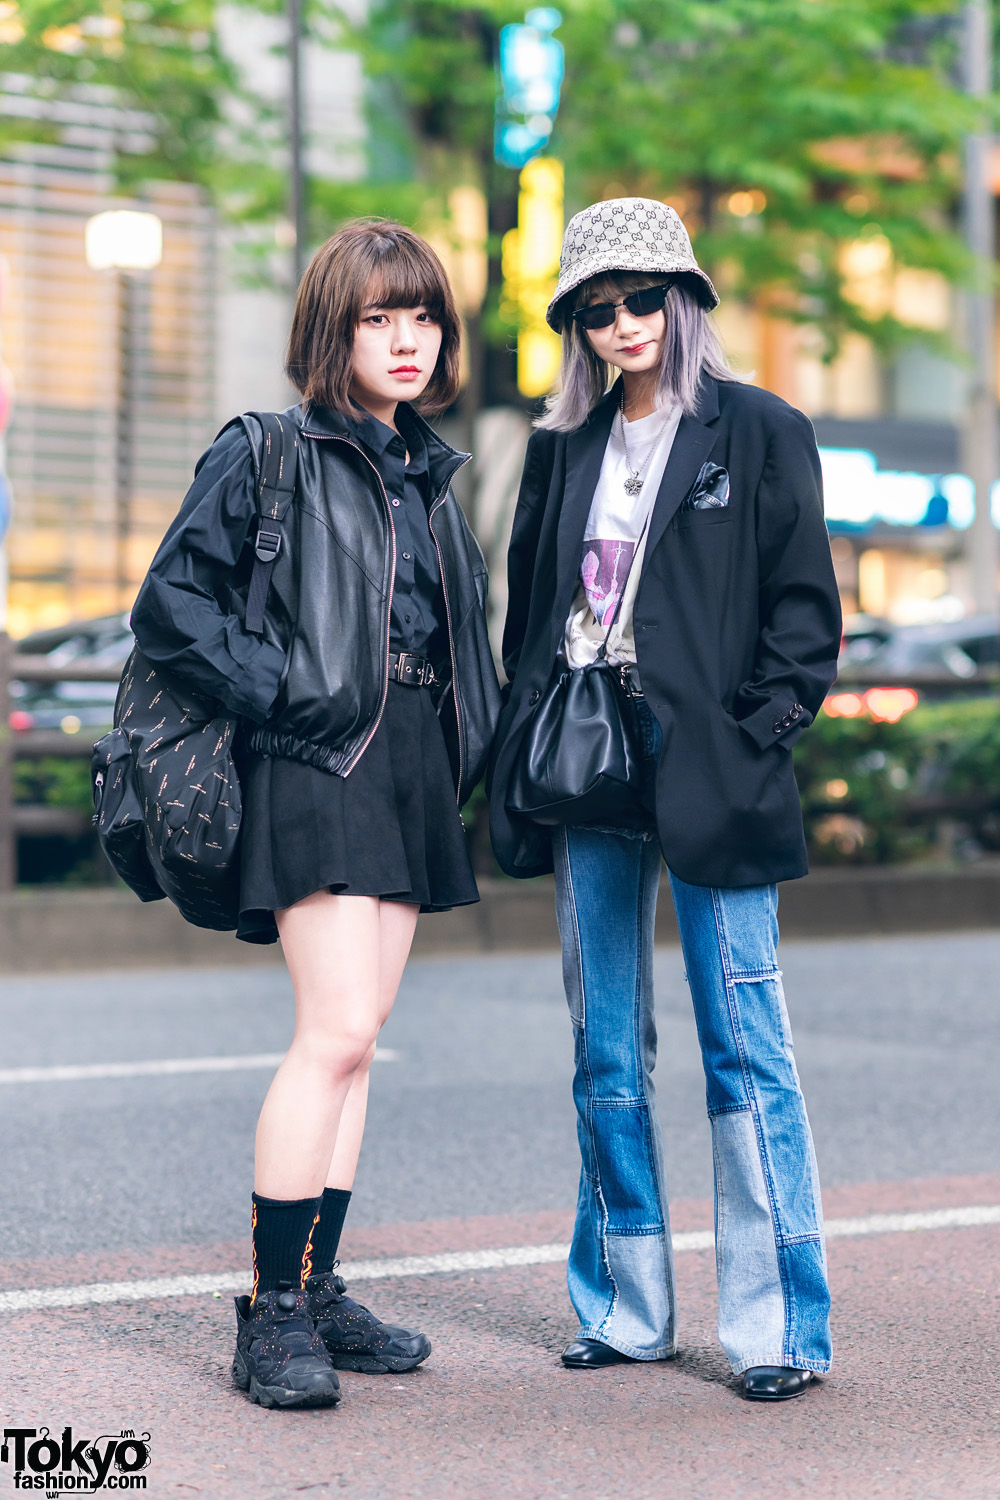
[
  {"left": 296, "top": 401, "right": 469, "bottom": 497},
  {"left": 553, "top": 375, "right": 721, "bottom": 634}
]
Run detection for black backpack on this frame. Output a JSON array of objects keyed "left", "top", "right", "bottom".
[{"left": 91, "top": 411, "right": 298, "bottom": 930}]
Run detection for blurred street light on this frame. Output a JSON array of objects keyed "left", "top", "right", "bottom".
[
  {"left": 85, "top": 209, "right": 162, "bottom": 271},
  {"left": 85, "top": 208, "right": 163, "bottom": 610},
  {"left": 496, "top": 9, "right": 564, "bottom": 170}
]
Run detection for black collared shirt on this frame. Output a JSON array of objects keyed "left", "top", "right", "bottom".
[{"left": 351, "top": 404, "right": 447, "bottom": 663}]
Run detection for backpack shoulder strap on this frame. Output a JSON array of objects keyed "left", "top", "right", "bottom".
[{"left": 238, "top": 411, "right": 299, "bottom": 635}]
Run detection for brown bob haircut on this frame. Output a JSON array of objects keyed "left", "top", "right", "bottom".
[{"left": 286, "top": 219, "right": 462, "bottom": 417}]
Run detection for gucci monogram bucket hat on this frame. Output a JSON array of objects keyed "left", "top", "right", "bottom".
[{"left": 546, "top": 197, "right": 719, "bottom": 331}]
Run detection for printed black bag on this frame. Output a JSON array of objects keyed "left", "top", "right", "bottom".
[
  {"left": 92, "top": 652, "right": 243, "bottom": 928},
  {"left": 91, "top": 410, "right": 297, "bottom": 930}
]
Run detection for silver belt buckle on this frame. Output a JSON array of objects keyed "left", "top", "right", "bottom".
[{"left": 394, "top": 652, "right": 436, "bottom": 687}]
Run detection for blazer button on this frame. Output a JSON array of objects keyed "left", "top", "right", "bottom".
[
  {"left": 773, "top": 723, "right": 782, "bottom": 734},
  {"left": 529, "top": 689, "right": 541, "bottom": 705}
]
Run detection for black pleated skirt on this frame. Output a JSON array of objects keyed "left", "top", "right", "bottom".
[{"left": 236, "top": 682, "right": 479, "bottom": 944}]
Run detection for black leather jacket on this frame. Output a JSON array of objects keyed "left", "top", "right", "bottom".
[{"left": 131, "top": 403, "right": 501, "bottom": 805}]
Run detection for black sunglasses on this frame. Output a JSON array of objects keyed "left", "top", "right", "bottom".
[{"left": 571, "top": 282, "right": 677, "bottom": 331}]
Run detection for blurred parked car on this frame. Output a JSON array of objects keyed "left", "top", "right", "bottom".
[
  {"left": 846, "top": 615, "right": 1000, "bottom": 685},
  {"left": 839, "top": 613, "right": 893, "bottom": 667},
  {"left": 9, "top": 614, "right": 132, "bottom": 732}
]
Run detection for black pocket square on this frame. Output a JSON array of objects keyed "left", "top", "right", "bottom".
[{"left": 679, "top": 462, "right": 730, "bottom": 512}]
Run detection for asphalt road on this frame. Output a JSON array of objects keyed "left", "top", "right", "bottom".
[
  {"left": 2, "top": 931, "right": 1000, "bottom": 1498},
  {"left": 1, "top": 932, "right": 999, "bottom": 1261}
]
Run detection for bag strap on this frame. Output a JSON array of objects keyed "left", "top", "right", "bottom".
[
  {"left": 596, "top": 507, "right": 653, "bottom": 661},
  {"left": 239, "top": 411, "right": 299, "bottom": 635}
]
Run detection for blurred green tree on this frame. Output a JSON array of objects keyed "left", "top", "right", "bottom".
[
  {"left": 2, "top": 1, "right": 990, "bottom": 356},
  {"left": 337, "top": 0, "right": 988, "bottom": 359},
  {"left": 0, "top": 0, "right": 237, "bottom": 191}
]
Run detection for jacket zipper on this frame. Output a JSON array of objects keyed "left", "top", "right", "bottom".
[
  {"left": 303, "top": 432, "right": 396, "bottom": 775},
  {"left": 302, "top": 429, "right": 470, "bottom": 781},
  {"left": 428, "top": 456, "right": 472, "bottom": 804}
]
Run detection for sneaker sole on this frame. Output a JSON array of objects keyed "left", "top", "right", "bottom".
[
  {"left": 232, "top": 1352, "right": 341, "bottom": 1409},
  {"left": 326, "top": 1340, "right": 432, "bottom": 1375}
]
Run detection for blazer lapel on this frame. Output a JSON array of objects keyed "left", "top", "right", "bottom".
[
  {"left": 642, "top": 377, "right": 721, "bottom": 565},
  {"left": 553, "top": 387, "right": 619, "bottom": 629}
]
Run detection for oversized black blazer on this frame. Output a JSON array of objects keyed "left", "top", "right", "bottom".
[{"left": 487, "top": 375, "right": 842, "bottom": 887}]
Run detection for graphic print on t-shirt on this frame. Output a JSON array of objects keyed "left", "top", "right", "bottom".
[{"left": 580, "top": 537, "right": 638, "bottom": 627}]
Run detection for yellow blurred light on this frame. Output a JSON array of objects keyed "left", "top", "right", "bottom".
[
  {"left": 865, "top": 687, "right": 918, "bottom": 723},
  {"left": 824, "top": 692, "right": 865, "bottom": 718},
  {"left": 448, "top": 185, "right": 488, "bottom": 315},
  {"left": 892, "top": 269, "right": 950, "bottom": 333},
  {"left": 844, "top": 193, "right": 870, "bottom": 215},
  {"left": 858, "top": 548, "right": 887, "bottom": 616},
  {"left": 915, "top": 566, "right": 948, "bottom": 599},
  {"left": 42, "top": 23, "right": 85, "bottom": 51},
  {"left": 60, "top": 715, "right": 82, "bottom": 735},
  {"left": 728, "top": 190, "right": 766, "bottom": 217},
  {"left": 813, "top": 813, "right": 866, "bottom": 855},
  {"left": 0, "top": 2, "right": 24, "bottom": 42},
  {"left": 504, "top": 158, "right": 564, "bottom": 398},
  {"left": 825, "top": 779, "right": 849, "bottom": 800},
  {"left": 841, "top": 233, "right": 893, "bottom": 319}
]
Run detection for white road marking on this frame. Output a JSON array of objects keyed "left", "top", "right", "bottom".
[
  {"left": 1, "top": 1204, "right": 998, "bottom": 1315},
  {"left": 0, "top": 1049, "right": 399, "bottom": 1085}
]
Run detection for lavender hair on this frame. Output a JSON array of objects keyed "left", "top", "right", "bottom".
[{"left": 537, "top": 273, "right": 735, "bottom": 433}]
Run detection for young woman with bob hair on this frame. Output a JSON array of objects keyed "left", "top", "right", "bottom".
[
  {"left": 488, "top": 198, "right": 842, "bottom": 1400},
  {"left": 132, "top": 220, "right": 500, "bottom": 1409}
]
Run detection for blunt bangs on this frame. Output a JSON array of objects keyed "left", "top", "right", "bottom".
[{"left": 286, "top": 219, "right": 462, "bottom": 418}]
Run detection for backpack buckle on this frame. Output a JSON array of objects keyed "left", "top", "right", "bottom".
[{"left": 254, "top": 527, "right": 281, "bottom": 563}]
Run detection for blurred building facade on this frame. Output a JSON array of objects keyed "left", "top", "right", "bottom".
[
  {"left": 0, "top": 6, "right": 361, "bottom": 640},
  {"left": 0, "top": 85, "right": 217, "bottom": 637},
  {"left": 1, "top": 25, "right": 998, "bottom": 644},
  {"left": 710, "top": 176, "right": 1000, "bottom": 630}
]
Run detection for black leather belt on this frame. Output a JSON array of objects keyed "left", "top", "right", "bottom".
[{"left": 388, "top": 650, "right": 439, "bottom": 688}]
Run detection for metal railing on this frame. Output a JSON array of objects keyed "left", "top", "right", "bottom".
[
  {"left": 0, "top": 633, "right": 121, "bottom": 891},
  {"left": 0, "top": 632, "right": 996, "bottom": 892}
]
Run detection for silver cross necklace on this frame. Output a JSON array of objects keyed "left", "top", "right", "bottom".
[{"left": 618, "top": 402, "right": 670, "bottom": 496}]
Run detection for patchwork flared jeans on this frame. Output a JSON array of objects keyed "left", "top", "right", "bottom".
[{"left": 553, "top": 824, "right": 832, "bottom": 1374}]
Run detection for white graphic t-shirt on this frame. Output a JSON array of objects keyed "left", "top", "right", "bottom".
[{"left": 564, "top": 403, "right": 682, "bottom": 667}]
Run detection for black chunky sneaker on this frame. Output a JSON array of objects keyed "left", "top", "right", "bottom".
[
  {"left": 305, "top": 1271, "right": 432, "bottom": 1374},
  {"left": 232, "top": 1287, "right": 342, "bottom": 1409}
]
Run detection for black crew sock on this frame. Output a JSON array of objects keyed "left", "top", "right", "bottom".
[
  {"left": 250, "top": 1192, "right": 322, "bottom": 1304},
  {"left": 304, "top": 1188, "right": 352, "bottom": 1278}
]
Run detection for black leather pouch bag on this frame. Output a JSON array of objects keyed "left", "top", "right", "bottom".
[
  {"left": 506, "top": 513, "right": 650, "bottom": 828},
  {"left": 506, "top": 655, "right": 643, "bottom": 826}
]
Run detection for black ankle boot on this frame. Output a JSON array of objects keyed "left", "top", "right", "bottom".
[
  {"left": 305, "top": 1271, "right": 431, "bottom": 1374},
  {"left": 233, "top": 1287, "right": 342, "bottom": 1408}
]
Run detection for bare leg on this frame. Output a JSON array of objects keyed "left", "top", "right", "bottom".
[
  {"left": 325, "top": 900, "right": 418, "bottom": 1189},
  {"left": 254, "top": 891, "right": 418, "bottom": 1201}
]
